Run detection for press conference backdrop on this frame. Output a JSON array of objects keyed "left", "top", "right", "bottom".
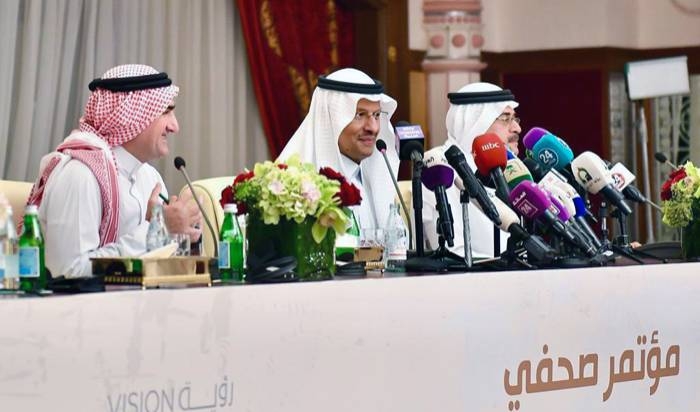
[{"left": 0, "top": 263, "right": 698, "bottom": 411}]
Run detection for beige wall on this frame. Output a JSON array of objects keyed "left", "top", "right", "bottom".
[{"left": 409, "top": 0, "right": 700, "bottom": 52}]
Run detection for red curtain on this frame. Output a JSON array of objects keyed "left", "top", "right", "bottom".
[{"left": 236, "top": 0, "right": 355, "bottom": 158}]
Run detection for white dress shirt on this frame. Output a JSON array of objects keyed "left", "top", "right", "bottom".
[{"left": 39, "top": 145, "right": 167, "bottom": 278}]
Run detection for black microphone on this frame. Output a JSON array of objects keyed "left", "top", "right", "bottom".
[
  {"left": 444, "top": 145, "right": 501, "bottom": 226},
  {"left": 376, "top": 139, "right": 413, "bottom": 249},
  {"left": 395, "top": 121, "right": 425, "bottom": 162},
  {"left": 174, "top": 156, "right": 219, "bottom": 258},
  {"left": 654, "top": 151, "right": 678, "bottom": 170}
]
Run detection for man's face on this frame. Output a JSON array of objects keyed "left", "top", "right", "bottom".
[
  {"left": 485, "top": 106, "right": 521, "bottom": 155},
  {"left": 123, "top": 105, "right": 180, "bottom": 162},
  {"left": 338, "top": 98, "right": 381, "bottom": 164}
]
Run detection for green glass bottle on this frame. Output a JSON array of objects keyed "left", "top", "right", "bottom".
[
  {"left": 19, "top": 205, "right": 46, "bottom": 293},
  {"left": 218, "top": 204, "right": 244, "bottom": 282}
]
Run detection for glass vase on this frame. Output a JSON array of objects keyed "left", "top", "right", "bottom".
[
  {"left": 246, "top": 211, "right": 335, "bottom": 281},
  {"left": 682, "top": 202, "right": 700, "bottom": 261}
]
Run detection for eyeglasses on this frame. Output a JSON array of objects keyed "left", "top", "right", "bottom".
[
  {"left": 495, "top": 113, "right": 521, "bottom": 125},
  {"left": 353, "top": 111, "right": 386, "bottom": 122}
]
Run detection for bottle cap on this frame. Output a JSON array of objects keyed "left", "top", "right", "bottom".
[
  {"left": 24, "top": 204, "right": 39, "bottom": 215},
  {"left": 224, "top": 203, "right": 238, "bottom": 213}
]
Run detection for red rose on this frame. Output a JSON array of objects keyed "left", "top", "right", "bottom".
[
  {"left": 233, "top": 170, "right": 255, "bottom": 185},
  {"left": 661, "top": 168, "right": 687, "bottom": 201},
  {"left": 337, "top": 180, "right": 362, "bottom": 206},
  {"left": 235, "top": 201, "right": 247, "bottom": 215},
  {"left": 319, "top": 166, "right": 344, "bottom": 182},
  {"left": 220, "top": 185, "right": 234, "bottom": 209},
  {"left": 277, "top": 164, "right": 288, "bottom": 170}
]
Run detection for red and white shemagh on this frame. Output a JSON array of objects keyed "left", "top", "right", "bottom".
[{"left": 26, "top": 64, "right": 179, "bottom": 247}]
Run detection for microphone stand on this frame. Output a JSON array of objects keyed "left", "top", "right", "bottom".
[
  {"left": 460, "top": 190, "right": 473, "bottom": 268},
  {"left": 410, "top": 158, "right": 425, "bottom": 256},
  {"left": 612, "top": 208, "right": 666, "bottom": 263}
]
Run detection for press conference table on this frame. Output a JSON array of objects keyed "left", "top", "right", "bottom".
[{"left": 0, "top": 261, "right": 698, "bottom": 411}]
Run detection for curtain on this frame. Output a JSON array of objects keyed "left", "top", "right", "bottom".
[
  {"left": 236, "top": 0, "right": 354, "bottom": 158},
  {"left": 0, "top": 0, "right": 267, "bottom": 193}
]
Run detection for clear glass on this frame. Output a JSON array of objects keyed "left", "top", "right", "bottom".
[{"left": 146, "top": 204, "right": 169, "bottom": 252}]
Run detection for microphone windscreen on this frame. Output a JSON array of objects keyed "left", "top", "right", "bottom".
[
  {"left": 506, "top": 150, "right": 516, "bottom": 160},
  {"left": 491, "top": 193, "right": 520, "bottom": 231},
  {"left": 654, "top": 151, "right": 668, "bottom": 163},
  {"left": 472, "top": 133, "right": 507, "bottom": 175},
  {"left": 531, "top": 133, "right": 574, "bottom": 171},
  {"left": 522, "top": 157, "right": 545, "bottom": 181},
  {"left": 570, "top": 151, "right": 613, "bottom": 194},
  {"left": 508, "top": 181, "right": 552, "bottom": 219},
  {"left": 422, "top": 164, "right": 454, "bottom": 191},
  {"left": 572, "top": 196, "right": 588, "bottom": 218},
  {"left": 504, "top": 158, "right": 533, "bottom": 190},
  {"left": 396, "top": 123, "right": 425, "bottom": 161},
  {"left": 174, "top": 156, "right": 186, "bottom": 169},
  {"left": 546, "top": 186, "right": 573, "bottom": 221},
  {"left": 422, "top": 148, "right": 454, "bottom": 190},
  {"left": 609, "top": 162, "right": 636, "bottom": 190},
  {"left": 376, "top": 139, "right": 387, "bottom": 151},
  {"left": 522, "top": 127, "right": 550, "bottom": 150}
]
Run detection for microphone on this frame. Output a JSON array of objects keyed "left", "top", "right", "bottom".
[
  {"left": 509, "top": 181, "right": 582, "bottom": 249},
  {"left": 608, "top": 162, "right": 663, "bottom": 212},
  {"left": 522, "top": 127, "right": 551, "bottom": 151},
  {"left": 504, "top": 157, "right": 534, "bottom": 190},
  {"left": 472, "top": 133, "right": 510, "bottom": 203},
  {"left": 395, "top": 122, "right": 425, "bottom": 162},
  {"left": 570, "top": 152, "right": 632, "bottom": 215},
  {"left": 654, "top": 151, "right": 678, "bottom": 170},
  {"left": 174, "top": 156, "right": 219, "bottom": 257},
  {"left": 444, "top": 145, "right": 501, "bottom": 225},
  {"left": 544, "top": 185, "right": 599, "bottom": 254},
  {"left": 376, "top": 139, "right": 414, "bottom": 249},
  {"left": 522, "top": 157, "right": 545, "bottom": 182},
  {"left": 529, "top": 133, "right": 575, "bottom": 174},
  {"left": 422, "top": 148, "right": 455, "bottom": 247},
  {"left": 471, "top": 189, "right": 557, "bottom": 263}
]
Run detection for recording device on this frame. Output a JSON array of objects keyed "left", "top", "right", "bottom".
[
  {"left": 504, "top": 157, "right": 534, "bottom": 190},
  {"left": 570, "top": 152, "right": 632, "bottom": 215},
  {"left": 471, "top": 189, "right": 557, "bottom": 264},
  {"left": 472, "top": 133, "right": 510, "bottom": 203},
  {"left": 608, "top": 162, "right": 662, "bottom": 212},
  {"left": 522, "top": 127, "right": 551, "bottom": 151},
  {"left": 654, "top": 151, "right": 678, "bottom": 170},
  {"left": 174, "top": 156, "right": 219, "bottom": 258},
  {"left": 422, "top": 148, "right": 455, "bottom": 247},
  {"left": 375, "top": 139, "right": 414, "bottom": 249},
  {"left": 444, "top": 145, "right": 501, "bottom": 225},
  {"left": 509, "top": 181, "right": 596, "bottom": 256},
  {"left": 396, "top": 121, "right": 425, "bottom": 162},
  {"left": 394, "top": 121, "right": 426, "bottom": 256}
]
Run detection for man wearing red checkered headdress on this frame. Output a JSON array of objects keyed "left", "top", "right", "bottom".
[{"left": 28, "top": 64, "right": 202, "bottom": 278}]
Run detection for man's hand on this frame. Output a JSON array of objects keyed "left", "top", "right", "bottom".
[{"left": 162, "top": 188, "right": 203, "bottom": 243}]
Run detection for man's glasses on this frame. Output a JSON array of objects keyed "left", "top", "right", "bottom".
[
  {"left": 495, "top": 113, "right": 521, "bottom": 125},
  {"left": 353, "top": 111, "right": 386, "bottom": 122}
]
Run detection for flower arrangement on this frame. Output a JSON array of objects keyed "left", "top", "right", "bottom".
[
  {"left": 220, "top": 155, "right": 361, "bottom": 243},
  {"left": 660, "top": 161, "right": 700, "bottom": 228}
]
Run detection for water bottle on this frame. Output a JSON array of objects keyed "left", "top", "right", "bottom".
[
  {"left": 384, "top": 203, "right": 408, "bottom": 272},
  {"left": 146, "top": 204, "right": 169, "bottom": 251},
  {"left": 1, "top": 205, "right": 20, "bottom": 291},
  {"left": 19, "top": 205, "right": 46, "bottom": 293},
  {"left": 218, "top": 204, "right": 244, "bottom": 282}
]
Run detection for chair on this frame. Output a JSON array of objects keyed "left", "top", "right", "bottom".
[
  {"left": 396, "top": 180, "right": 413, "bottom": 228},
  {"left": 0, "top": 180, "right": 33, "bottom": 227},
  {"left": 179, "top": 176, "right": 235, "bottom": 257}
]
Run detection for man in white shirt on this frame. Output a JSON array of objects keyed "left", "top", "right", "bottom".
[
  {"left": 278, "top": 68, "right": 400, "bottom": 232},
  {"left": 423, "top": 82, "right": 522, "bottom": 258},
  {"left": 27, "top": 64, "right": 202, "bottom": 278}
]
